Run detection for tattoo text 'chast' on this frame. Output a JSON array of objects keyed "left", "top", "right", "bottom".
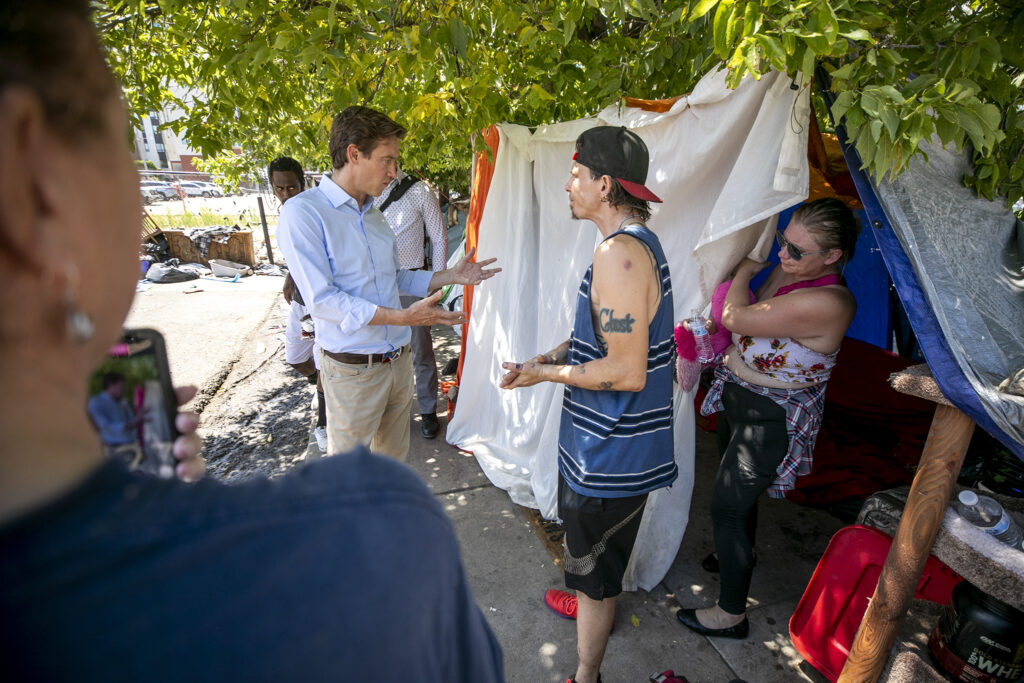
[{"left": 599, "top": 308, "right": 635, "bottom": 334}]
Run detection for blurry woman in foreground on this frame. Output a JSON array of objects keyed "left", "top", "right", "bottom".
[
  {"left": 0, "top": 3, "right": 503, "bottom": 679},
  {"left": 678, "top": 198, "right": 861, "bottom": 638},
  {"left": 0, "top": 10, "right": 205, "bottom": 522}
]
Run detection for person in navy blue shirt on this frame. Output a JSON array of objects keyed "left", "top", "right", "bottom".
[
  {"left": 0, "top": 3, "right": 504, "bottom": 681},
  {"left": 501, "top": 127, "right": 676, "bottom": 683}
]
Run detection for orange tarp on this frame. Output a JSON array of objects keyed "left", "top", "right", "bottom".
[{"left": 452, "top": 126, "right": 500, "bottom": 414}]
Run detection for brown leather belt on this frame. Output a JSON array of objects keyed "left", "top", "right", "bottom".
[{"left": 323, "top": 345, "right": 408, "bottom": 366}]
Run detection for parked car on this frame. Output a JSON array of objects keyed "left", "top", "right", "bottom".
[
  {"left": 194, "top": 181, "right": 224, "bottom": 197},
  {"left": 176, "top": 181, "right": 223, "bottom": 198},
  {"left": 173, "top": 181, "right": 206, "bottom": 197},
  {"left": 139, "top": 180, "right": 178, "bottom": 201}
]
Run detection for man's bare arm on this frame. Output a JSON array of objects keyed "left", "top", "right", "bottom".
[
  {"left": 500, "top": 235, "right": 656, "bottom": 391},
  {"left": 540, "top": 340, "right": 570, "bottom": 364}
]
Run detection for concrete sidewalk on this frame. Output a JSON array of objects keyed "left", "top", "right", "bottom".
[
  {"left": 372, "top": 328, "right": 843, "bottom": 683},
  {"left": 402, "top": 416, "right": 842, "bottom": 683}
]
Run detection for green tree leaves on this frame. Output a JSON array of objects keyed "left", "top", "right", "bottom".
[
  {"left": 821, "top": 1, "right": 1020, "bottom": 204},
  {"left": 97, "top": 0, "right": 1023, "bottom": 209}
]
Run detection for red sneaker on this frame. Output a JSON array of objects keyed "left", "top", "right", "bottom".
[
  {"left": 544, "top": 589, "right": 577, "bottom": 619},
  {"left": 650, "top": 671, "right": 689, "bottom": 683}
]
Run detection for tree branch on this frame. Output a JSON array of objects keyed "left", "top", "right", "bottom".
[
  {"left": 364, "top": 60, "right": 389, "bottom": 104},
  {"left": 192, "top": 0, "right": 212, "bottom": 41}
]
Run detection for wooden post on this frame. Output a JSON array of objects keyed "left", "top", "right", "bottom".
[
  {"left": 837, "top": 402, "right": 975, "bottom": 682},
  {"left": 257, "top": 196, "right": 274, "bottom": 264}
]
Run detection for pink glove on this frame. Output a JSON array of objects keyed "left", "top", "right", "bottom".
[{"left": 675, "top": 280, "right": 755, "bottom": 391}]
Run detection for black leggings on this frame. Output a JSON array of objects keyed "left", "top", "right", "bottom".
[{"left": 711, "top": 382, "right": 789, "bottom": 615}]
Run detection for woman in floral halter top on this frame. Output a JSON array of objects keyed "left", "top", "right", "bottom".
[{"left": 677, "top": 198, "right": 861, "bottom": 640}]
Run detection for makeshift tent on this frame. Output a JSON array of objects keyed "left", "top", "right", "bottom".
[
  {"left": 448, "top": 68, "right": 816, "bottom": 591},
  {"left": 446, "top": 65, "right": 1024, "bottom": 594}
]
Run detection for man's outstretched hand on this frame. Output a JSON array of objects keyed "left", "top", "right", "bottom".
[
  {"left": 499, "top": 354, "right": 551, "bottom": 389},
  {"left": 405, "top": 247, "right": 498, "bottom": 329},
  {"left": 404, "top": 289, "right": 469, "bottom": 327},
  {"left": 445, "top": 247, "right": 501, "bottom": 286}
]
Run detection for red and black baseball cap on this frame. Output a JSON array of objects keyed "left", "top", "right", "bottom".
[{"left": 572, "top": 126, "right": 662, "bottom": 203}]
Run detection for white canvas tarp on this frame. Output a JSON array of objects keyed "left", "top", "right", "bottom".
[{"left": 447, "top": 68, "right": 811, "bottom": 590}]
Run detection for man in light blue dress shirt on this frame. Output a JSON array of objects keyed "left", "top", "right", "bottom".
[
  {"left": 277, "top": 105, "right": 499, "bottom": 460},
  {"left": 87, "top": 372, "right": 137, "bottom": 447}
]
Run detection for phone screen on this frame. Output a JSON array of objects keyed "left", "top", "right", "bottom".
[{"left": 86, "top": 328, "right": 179, "bottom": 478}]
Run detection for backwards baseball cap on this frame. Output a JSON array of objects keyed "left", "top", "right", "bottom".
[{"left": 573, "top": 126, "right": 662, "bottom": 203}]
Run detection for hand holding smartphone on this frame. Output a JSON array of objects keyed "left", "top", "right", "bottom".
[{"left": 86, "top": 328, "right": 181, "bottom": 478}]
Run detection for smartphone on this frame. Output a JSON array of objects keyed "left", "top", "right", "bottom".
[{"left": 86, "top": 328, "right": 179, "bottom": 478}]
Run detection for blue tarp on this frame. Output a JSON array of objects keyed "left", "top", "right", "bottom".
[{"left": 832, "top": 128, "right": 1024, "bottom": 462}]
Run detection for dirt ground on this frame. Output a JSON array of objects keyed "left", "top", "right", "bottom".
[
  {"left": 136, "top": 193, "right": 306, "bottom": 479},
  {"left": 197, "top": 302, "right": 311, "bottom": 481},
  {"left": 194, "top": 299, "right": 463, "bottom": 482}
]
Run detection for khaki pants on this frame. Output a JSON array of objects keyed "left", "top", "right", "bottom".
[
  {"left": 399, "top": 295, "right": 439, "bottom": 414},
  {"left": 317, "top": 348, "right": 413, "bottom": 461}
]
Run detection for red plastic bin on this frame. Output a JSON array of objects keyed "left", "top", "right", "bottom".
[{"left": 788, "top": 524, "right": 962, "bottom": 682}]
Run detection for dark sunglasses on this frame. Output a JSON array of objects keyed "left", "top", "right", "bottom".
[{"left": 776, "top": 230, "right": 833, "bottom": 261}]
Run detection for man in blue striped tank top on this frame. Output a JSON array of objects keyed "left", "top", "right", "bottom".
[{"left": 501, "top": 127, "right": 676, "bottom": 683}]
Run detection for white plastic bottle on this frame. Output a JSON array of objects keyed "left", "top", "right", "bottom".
[
  {"left": 953, "top": 490, "right": 1024, "bottom": 551},
  {"left": 690, "top": 309, "right": 715, "bottom": 364}
]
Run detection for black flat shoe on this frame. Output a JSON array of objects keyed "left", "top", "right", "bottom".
[
  {"left": 420, "top": 412, "right": 440, "bottom": 439},
  {"left": 700, "top": 551, "right": 757, "bottom": 574},
  {"left": 676, "top": 608, "right": 749, "bottom": 639}
]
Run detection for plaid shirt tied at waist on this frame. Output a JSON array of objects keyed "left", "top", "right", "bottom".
[{"left": 701, "top": 364, "right": 827, "bottom": 498}]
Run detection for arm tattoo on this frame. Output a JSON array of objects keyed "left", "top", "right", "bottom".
[
  {"left": 599, "top": 308, "right": 635, "bottom": 334},
  {"left": 575, "top": 366, "right": 586, "bottom": 375},
  {"left": 599, "top": 381, "right": 613, "bottom": 390}
]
